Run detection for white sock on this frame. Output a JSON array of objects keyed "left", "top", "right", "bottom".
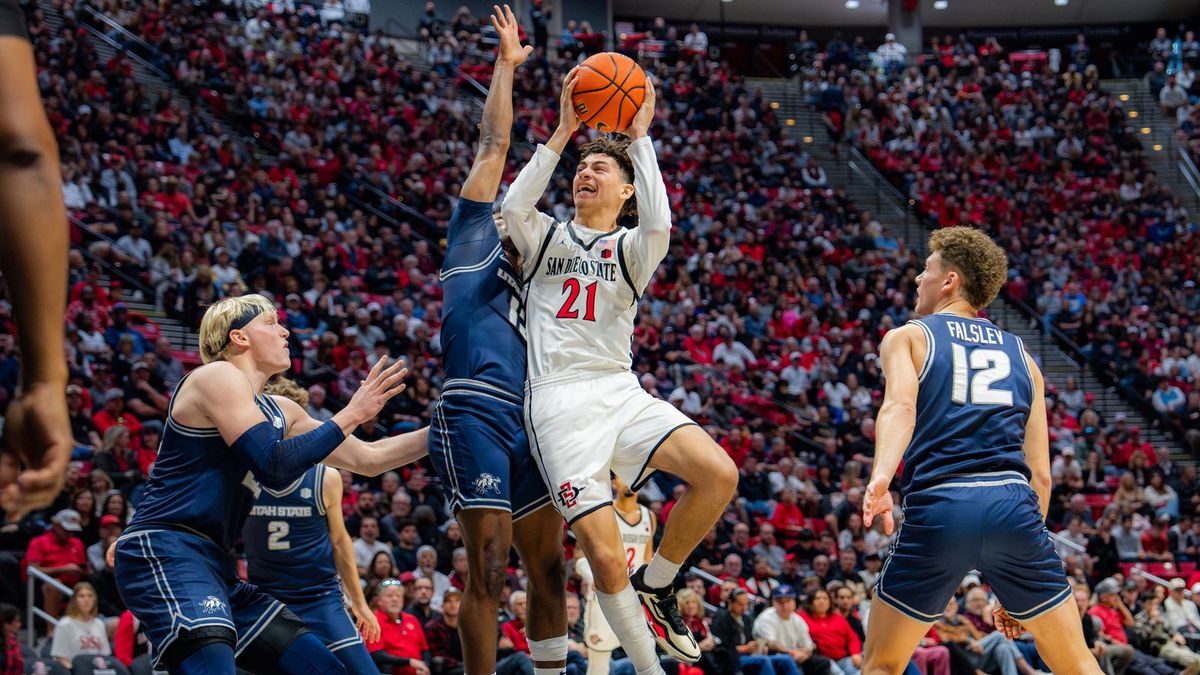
[
  {"left": 642, "top": 553, "right": 683, "bottom": 590},
  {"left": 595, "top": 584, "right": 660, "bottom": 672},
  {"left": 534, "top": 669, "right": 564, "bottom": 675}
]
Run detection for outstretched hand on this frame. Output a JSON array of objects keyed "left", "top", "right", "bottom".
[
  {"left": 557, "top": 66, "right": 581, "bottom": 134},
  {"left": 491, "top": 5, "right": 532, "bottom": 67},
  {"left": 862, "top": 475, "right": 895, "bottom": 535},
  {"left": 626, "top": 74, "right": 657, "bottom": 138},
  {"left": 344, "top": 356, "right": 408, "bottom": 426}
]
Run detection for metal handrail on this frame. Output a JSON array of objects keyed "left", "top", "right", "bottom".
[
  {"left": 689, "top": 566, "right": 764, "bottom": 608},
  {"left": 77, "top": 4, "right": 173, "bottom": 83},
  {"left": 26, "top": 567, "right": 73, "bottom": 647},
  {"left": 71, "top": 217, "right": 156, "bottom": 299},
  {"left": 1130, "top": 566, "right": 1190, "bottom": 596}
]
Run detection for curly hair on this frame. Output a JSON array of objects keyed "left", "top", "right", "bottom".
[
  {"left": 265, "top": 376, "right": 309, "bottom": 407},
  {"left": 928, "top": 226, "right": 1009, "bottom": 309},
  {"left": 578, "top": 137, "right": 638, "bottom": 219}
]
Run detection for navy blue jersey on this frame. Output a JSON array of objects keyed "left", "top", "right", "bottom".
[
  {"left": 243, "top": 464, "right": 339, "bottom": 600},
  {"left": 126, "top": 373, "right": 287, "bottom": 550},
  {"left": 440, "top": 197, "right": 526, "bottom": 395},
  {"left": 901, "top": 313, "right": 1035, "bottom": 494}
]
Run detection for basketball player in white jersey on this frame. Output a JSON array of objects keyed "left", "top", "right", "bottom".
[
  {"left": 500, "top": 69, "right": 738, "bottom": 675},
  {"left": 576, "top": 478, "right": 656, "bottom": 675}
]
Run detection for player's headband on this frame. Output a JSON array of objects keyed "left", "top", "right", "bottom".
[{"left": 220, "top": 307, "right": 265, "bottom": 352}]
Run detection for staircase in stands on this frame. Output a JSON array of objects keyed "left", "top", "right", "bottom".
[{"left": 752, "top": 76, "right": 1191, "bottom": 467}]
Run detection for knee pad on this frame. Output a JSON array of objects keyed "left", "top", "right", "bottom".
[
  {"left": 162, "top": 626, "right": 236, "bottom": 673},
  {"left": 235, "top": 606, "right": 310, "bottom": 674}
]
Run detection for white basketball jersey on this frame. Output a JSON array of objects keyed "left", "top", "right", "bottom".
[
  {"left": 521, "top": 223, "right": 643, "bottom": 381},
  {"left": 501, "top": 136, "right": 672, "bottom": 384},
  {"left": 616, "top": 504, "right": 653, "bottom": 571}
]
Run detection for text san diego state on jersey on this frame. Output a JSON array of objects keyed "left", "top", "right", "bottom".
[
  {"left": 439, "top": 197, "right": 526, "bottom": 395},
  {"left": 901, "top": 313, "right": 1035, "bottom": 494},
  {"left": 243, "top": 464, "right": 338, "bottom": 601}
]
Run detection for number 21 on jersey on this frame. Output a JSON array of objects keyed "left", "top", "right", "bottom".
[
  {"left": 950, "top": 344, "right": 1013, "bottom": 406},
  {"left": 556, "top": 278, "right": 598, "bottom": 321}
]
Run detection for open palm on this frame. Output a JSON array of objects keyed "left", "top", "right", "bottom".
[{"left": 491, "top": 5, "right": 532, "bottom": 66}]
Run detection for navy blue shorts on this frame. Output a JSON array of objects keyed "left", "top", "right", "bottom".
[
  {"left": 0, "top": 0, "right": 27, "bottom": 39},
  {"left": 114, "top": 528, "right": 285, "bottom": 668},
  {"left": 430, "top": 379, "right": 551, "bottom": 520},
  {"left": 271, "top": 591, "right": 377, "bottom": 673},
  {"left": 875, "top": 471, "right": 1073, "bottom": 623}
]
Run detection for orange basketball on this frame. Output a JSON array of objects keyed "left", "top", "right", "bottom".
[{"left": 571, "top": 52, "right": 647, "bottom": 134}]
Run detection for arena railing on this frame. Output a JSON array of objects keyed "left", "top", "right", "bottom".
[
  {"left": 71, "top": 216, "right": 157, "bottom": 302},
  {"left": 26, "top": 567, "right": 73, "bottom": 648}
]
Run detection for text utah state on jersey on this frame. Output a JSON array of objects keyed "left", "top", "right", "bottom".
[{"left": 545, "top": 254, "right": 619, "bottom": 282}]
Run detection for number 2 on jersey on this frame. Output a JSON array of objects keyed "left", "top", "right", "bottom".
[
  {"left": 556, "top": 278, "right": 598, "bottom": 321},
  {"left": 950, "top": 344, "right": 1013, "bottom": 406},
  {"left": 267, "top": 521, "right": 290, "bottom": 551}
]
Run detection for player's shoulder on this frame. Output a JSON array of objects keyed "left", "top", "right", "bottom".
[{"left": 881, "top": 322, "right": 924, "bottom": 346}]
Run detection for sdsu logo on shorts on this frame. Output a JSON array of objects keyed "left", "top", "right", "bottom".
[{"left": 557, "top": 481, "right": 585, "bottom": 509}]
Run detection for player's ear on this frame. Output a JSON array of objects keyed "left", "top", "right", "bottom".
[{"left": 619, "top": 181, "right": 635, "bottom": 201}]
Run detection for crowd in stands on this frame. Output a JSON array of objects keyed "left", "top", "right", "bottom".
[{"left": 0, "top": 0, "right": 1199, "bottom": 672}]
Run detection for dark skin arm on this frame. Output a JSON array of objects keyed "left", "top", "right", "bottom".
[
  {"left": 0, "top": 35, "right": 72, "bottom": 517},
  {"left": 459, "top": 4, "right": 531, "bottom": 203}
]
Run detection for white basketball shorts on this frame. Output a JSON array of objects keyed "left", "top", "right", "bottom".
[{"left": 523, "top": 370, "right": 698, "bottom": 524}]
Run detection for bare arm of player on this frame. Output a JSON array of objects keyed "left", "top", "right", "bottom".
[
  {"left": 323, "top": 465, "right": 381, "bottom": 643},
  {"left": 500, "top": 68, "right": 578, "bottom": 259},
  {"left": 1022, "top": 353, "right": 1051, "bottom": 520},
  {"left": 0, "top": 34, "right": 73, "bottom": 516},
  {"left": 863, "top": 325, "right": 924, "bottom": 535},
  {"left": 459, "top": 5, "right": 530, "bottom": 203},
  {"left": 271, "top": 394, "right": 430, "bottom": 478}
]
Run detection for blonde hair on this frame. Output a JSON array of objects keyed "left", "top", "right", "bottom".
[
  {"left": 66, "top": 581, "right": 99, "bottom": 621},
  {"left": 675, "top": 588, "right": 703, "bottom": 618},
  {"left": 265, "top": 376, "right": 309, "bottom": 407},
  {"left": 198, "top": 295, "right": 278, "bottom": 364}
]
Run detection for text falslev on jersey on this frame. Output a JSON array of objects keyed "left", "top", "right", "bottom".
[{"left": 946, "top": 320, "right": 1005, "bottom": 345}]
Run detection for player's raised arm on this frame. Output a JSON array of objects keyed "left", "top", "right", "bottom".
[
  {"left": 322, "top": 465, "right": 380, "bottom": 643},
  {"left": 621, "top": 77, "right": 671, "bottom": 287},
  {"left": 863, "top": 324, "right": 923, "bottom": 534},
  {"left": 460, "top": 5, "right": 530, "bottom": 203},
  {"left": 1022, "top": 353, "right": 1051, "bottom": 520},
  {"left": 500, "top": 67, "right": 580, "bottom": 259},
  {"left": 0, "top": 29, "right": 72, "bottom": 515}
]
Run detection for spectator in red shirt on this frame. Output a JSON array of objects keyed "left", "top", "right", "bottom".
[
  {"left": 1140, "top": 516, "right": 1174, "bottom": 561},
  {"left": 770, "top": 488, "right": 806, "bottom": 546},
  {"left": 92, "top": 389, "right": 144, "bottom": 450},
  {"left": 0, "top": 604, "right": 22, "bottom": 675},
  {"left": 500, "top": 590, "right": 530, "bottom": 654},
  {"left": 799, "top": 589, "right": 862, "bottom": 674},
  {"left": 366, "top": 579, "right": 431, "bottom": 675},
  {"left": 25, "top": 510, "right": 87, "bottom": 620},
  {"left": 113, "top": 610, "right": 150, "bottom": 670},
  {"left": 1087, "top": 578, "right": 1133, "bottom": 645}
]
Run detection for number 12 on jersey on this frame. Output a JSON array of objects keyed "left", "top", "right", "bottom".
[
  {"left": 950, "top": 344, "right": 1013, "bottom": 406},
  {"left": 556, "top": 278, "right": 598, "bottom": 321}
]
